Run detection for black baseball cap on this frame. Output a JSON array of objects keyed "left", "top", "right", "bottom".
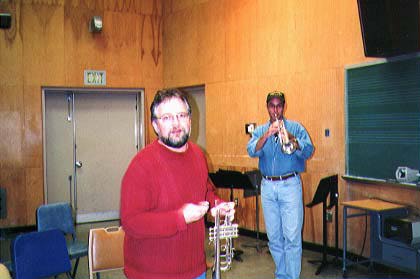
[{"left": 266, "top": 91, "right": 285, "bottom": 104}]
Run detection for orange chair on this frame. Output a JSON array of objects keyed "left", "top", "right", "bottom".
[{"left": 88, "top": 226, "right": 125, "bottom": 279}]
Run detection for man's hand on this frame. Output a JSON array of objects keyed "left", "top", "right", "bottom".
[
  {"left": 256, "top": 122, "right": 279, "bottom": 151},
  {"left": 211, "top": 201, "right": 235, "bottom": 221},
  {"left": 182, "top": 201, "right": 209, "bottom": 224},
  {"left": 267, "top": 121, "right": 280, "bottom": 138}
]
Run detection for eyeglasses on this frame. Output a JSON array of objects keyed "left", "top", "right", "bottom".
[{"left": 156, "top": 112, "right": 190, "bottom": 123}]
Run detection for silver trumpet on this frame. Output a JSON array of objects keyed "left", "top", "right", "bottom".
[
  {"left": 275, "top": 115, "right": 297, "bottom": 155},
  {"left": 209, "top": 207, "right": 238, "bottom": 279}
]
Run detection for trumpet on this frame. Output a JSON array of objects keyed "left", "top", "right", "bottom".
[
  {"left": 209, "top": 207, "right": 238, "bottom": 279},
  {"left": 275, "top": 115, "right": 297, "bottom": 155}
]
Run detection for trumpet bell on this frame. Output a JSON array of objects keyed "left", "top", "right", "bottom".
[{"left": 281, "top": 142, "right": 296, "bottom": 154}]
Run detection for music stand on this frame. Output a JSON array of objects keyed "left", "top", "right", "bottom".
[
  {"left": 209, "top": 169, "right": 255, "bottom": 262},
  {"left": 306, "top": 174, "right": 339, "bottom": 275},
  {"left": 242, "top": 170, "right": 268, "bottom": 253}
]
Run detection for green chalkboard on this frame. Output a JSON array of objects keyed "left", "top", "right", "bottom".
[{"left": 345, "top": 55, "right": 420, "bottom": 181}]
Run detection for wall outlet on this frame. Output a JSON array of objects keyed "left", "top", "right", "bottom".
[{"left": 326, "top": 210, "right": 333, "bottom": 222}]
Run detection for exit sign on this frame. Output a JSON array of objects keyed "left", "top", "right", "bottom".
[{"left": 84, "top": 70, "right": 106, "bottom": 86}]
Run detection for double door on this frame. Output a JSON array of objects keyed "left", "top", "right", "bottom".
[{"left": 43, "top": 89, "right": 144, "bottom": 223}]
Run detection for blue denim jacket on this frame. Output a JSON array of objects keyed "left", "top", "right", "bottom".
[{"left": 247, "top": 118, "right": 314, "bottom": 176}]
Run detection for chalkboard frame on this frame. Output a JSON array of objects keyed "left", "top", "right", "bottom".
[{"left": 345, "top": 53, "right": 420, "bottom": 186}]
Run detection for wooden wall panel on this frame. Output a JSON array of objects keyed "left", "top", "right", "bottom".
[
  {"left": 22, "top": 85, "right": 43, "bottom": 168},
  {"left": 224, "top": 0, "right": 257, "bottom": 81},
  {"left": 0, "top": 109, "right": 24, "bottom": 168},
  {"left": 255, "top": 1, "right": 292, "bottom": 77},
  {"left": 293, "top": 0, "right": 341, "bottom": 73},
  {"left": 205, "top": 81, "right": 260, "bottom": 169},
  {"left": 195, "top": 2, "right": 226, "bottom": 83},
  {"left": 139, "top": 9, "right": 163, "bottom": 86},
  {"left": 164, "top": 1, "right": 227, "bottom": 86},
  {"left": 337, "top": 0, "right": 369, "bottom": 65},
  {"left": 0, "top": 167, "right": 26, "bottom": 227},
  {"left": 25, "top": 167, "right": 44, "bottom": 223},
  {"left": 22, "top": 2, "right": 66, "bottom": 86},
  {"left": 0, "top": 0, "right": 163, "bottom": 227}
]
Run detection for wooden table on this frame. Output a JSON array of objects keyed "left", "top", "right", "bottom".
[{"left": 341, "top": 199, "right": 407, "bottom": 277}]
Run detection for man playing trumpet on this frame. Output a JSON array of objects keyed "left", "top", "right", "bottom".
[{"left": 247, "top": 91, "right": 314, "bottom": 279}]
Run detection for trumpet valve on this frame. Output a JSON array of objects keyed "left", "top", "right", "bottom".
[{"left": 209, "top": 223, "right": 239, "bottom": 241}]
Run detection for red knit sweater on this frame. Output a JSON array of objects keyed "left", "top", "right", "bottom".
[{"left": 120, "top": 140, "right": 219, "bottom": 279}]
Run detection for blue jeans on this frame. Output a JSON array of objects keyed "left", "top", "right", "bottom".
[{"left": 261, "top": 176, "right": 303, "bottom": 279}]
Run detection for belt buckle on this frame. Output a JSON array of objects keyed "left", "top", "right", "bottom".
[
  {"left": 281, "top": 172, "right": 296, "bottom": 180},
  {"left": 265, "top": 176, "right": 274, "bottom": 181}
]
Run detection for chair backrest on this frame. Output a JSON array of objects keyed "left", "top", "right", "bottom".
[
  {"left": 12, "top": 229, "right": 71, "bottom": 279},
  {"left": 88, "top": 226, "right": 125, "bottom": 279},
  {"left": 37, "top": 202, "right": 75, "bottom": 237},
  {"left": 0, "top": 263, "right": 12, "bottom": 279}
]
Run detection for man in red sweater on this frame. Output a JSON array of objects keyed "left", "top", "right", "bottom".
[{"left": 121, "top": 88, "right": 234, "bottom": 279}]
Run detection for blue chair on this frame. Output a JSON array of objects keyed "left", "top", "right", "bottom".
[
  {"left": 37, "top": 202, "right": 88, "bottom": 278},
  {"left": 11, "top": 229, "right": 72, "bottom": 279}
]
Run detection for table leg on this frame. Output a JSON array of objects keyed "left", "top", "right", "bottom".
[{"left": 342, "top": 205, "right": 348, "bottom": 277}]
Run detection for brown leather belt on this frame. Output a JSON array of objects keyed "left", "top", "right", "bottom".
[{"left": 263, "top": 172, "right": 298, "bottom": 181}]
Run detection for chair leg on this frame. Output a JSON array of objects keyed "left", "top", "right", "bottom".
[
  {"left": 96, "top": 272, "right": 101, "bottom": 279},
  {"left": 72, "top": 258, "right": 80, "bottom": 278},
  {"left": 66, "top": 271, "right": 74, "bottom": 279}
]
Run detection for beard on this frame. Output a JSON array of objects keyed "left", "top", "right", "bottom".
[{"left": 160, "top": 129, "right": 190, "bottom": 148}]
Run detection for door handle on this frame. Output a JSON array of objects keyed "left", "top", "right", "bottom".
[
  {"left": 75, "top": 161, "right": 83, "bottom": 168},
  {"left": 67, "top": 94, "right": 72, "bottom": 122}
]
